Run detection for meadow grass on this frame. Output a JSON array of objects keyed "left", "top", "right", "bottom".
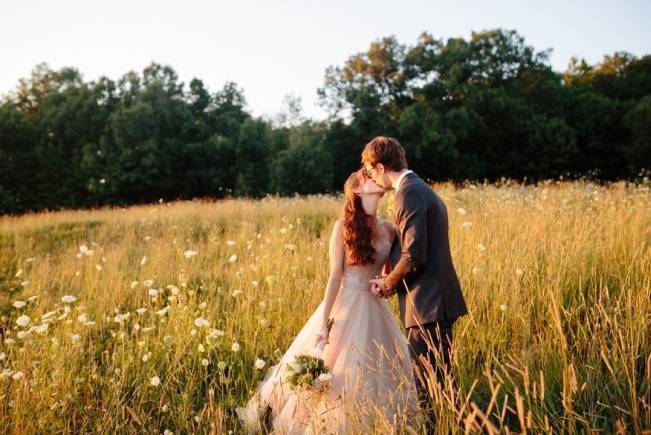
[{"left": 0, "top": 180, "right": 649, "bottom": 434}]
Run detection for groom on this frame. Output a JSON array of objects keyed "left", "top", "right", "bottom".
[{"left": 364, "top": 136, "right": 468, "bottom": 409}]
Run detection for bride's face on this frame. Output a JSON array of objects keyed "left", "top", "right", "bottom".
[{"left": 357, "top": 177, "right": 385, "bottom": 215}]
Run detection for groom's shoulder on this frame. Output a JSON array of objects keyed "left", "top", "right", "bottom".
[{"left": 402, "top": 173, "right": 430, "bottom": 196}]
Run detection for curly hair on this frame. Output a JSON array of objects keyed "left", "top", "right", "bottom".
[
  {"left": 342, "top": 170, "right": 376, "bottom": 266},
  {"left": 361, "top": 136, "right": 407, "bottom": 171}
]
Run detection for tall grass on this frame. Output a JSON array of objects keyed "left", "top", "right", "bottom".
[{"left": 0, "top": 180, "right": 649, "bottom": 433}]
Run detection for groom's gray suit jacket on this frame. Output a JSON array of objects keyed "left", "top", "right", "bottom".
[{"left": 385, "top": 172, "right": 468, "bottom": 329}]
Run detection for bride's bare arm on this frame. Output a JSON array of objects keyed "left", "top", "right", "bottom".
[{"left": 316, "top": 218, "right": 345, "bottom": 341}]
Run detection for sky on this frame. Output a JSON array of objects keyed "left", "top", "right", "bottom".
[{"left": 1, "top": 0, "right": 650, "bottom": 121}]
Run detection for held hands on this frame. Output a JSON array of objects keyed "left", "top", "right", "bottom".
[{"left": 369, "top": 277, "right": 394, "bottom": 299}]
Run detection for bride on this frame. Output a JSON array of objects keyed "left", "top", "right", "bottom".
[{"left": 236, "top": 169, "right": 419, "bottom": 433}]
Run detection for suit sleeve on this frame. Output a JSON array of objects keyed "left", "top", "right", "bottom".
[{"left": 384, "top": 189, "right": 428, "bottom": 291}]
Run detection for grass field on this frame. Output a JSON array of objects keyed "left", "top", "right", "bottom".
[{"left": 0, "top": 180, "right": 649, "bottom": 434}]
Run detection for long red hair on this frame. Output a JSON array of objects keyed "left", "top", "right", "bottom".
[{"left": 342, "top": 170, "right": 376, "bottom": 266}]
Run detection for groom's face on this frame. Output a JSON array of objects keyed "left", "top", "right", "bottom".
[{"left": 364, "top": 163, "right": 391, "bottom": 189}]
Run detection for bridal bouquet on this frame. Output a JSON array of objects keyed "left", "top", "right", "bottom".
[{"left": 285, "top": 354, "right": 333, "bottom": 393}]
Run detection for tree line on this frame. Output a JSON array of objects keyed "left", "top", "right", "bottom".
[{"left": 1, "top": 28, "right": 649, "bottom": 214}]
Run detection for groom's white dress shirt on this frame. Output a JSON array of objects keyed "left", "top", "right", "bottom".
[{"left": 393, "top": 169, "right": 413, "bottom": 193}]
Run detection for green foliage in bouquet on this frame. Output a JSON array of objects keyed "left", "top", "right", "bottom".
[{"left": 285, "top": 354, "right": 331, "bottom": 392}]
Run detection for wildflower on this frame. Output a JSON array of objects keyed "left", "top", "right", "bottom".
[
  {"left": 209, "top": 329, "right": 225, "bottom": 339},
  {"left": 70, "top": 333, "right": 81, "bottom": 343},
  {"left": 140, "top": 256, "right": 147, "bottom": 266},
  {"left": 284, "top": 244, "right": 296, "bottom": 251},
  {"left": 500, "top": 304, "right": 508, "bottom": 312},
  {"left": 228, "top": 254, "right": 238, "bottom": 263},
  {"left": 61, "top": 295, "right": 78, "bottom": 304},
  {"left": 194, "top": 317, "right": 209, "bottom": 328},
  {"left": 163, "top": 335, "right": 173, "bottom": 345},
  {"left": 217, "top": 361, "right": 227, "bottom": 370},
  {"left": 232, "top": 289, "right": 243, "bottom": 298},
  {"left": 77, "top": 314, "right": 88, "bottom": 323},
  {"left": 150, "top": 375, "right": 161, "bottom": 387},
  {"left": 130, "top": 280, "right": 139, "bottom": 289},
  {"left": 516, "top": 268, "right": 524, "bottom": 276},
  {"left": 198, "top": 344, "right": 205, "bottom": 353},
  {"left": 461, "top": 221, "right": 473, "bottom": 228},
  {"left": 12, "top": 300, "right": 26, "bottom": 309},
  {"left": 95, "top": 264, "right": 103, "bottom": 271},
  {"left": 136, "top": 308, "right": 148, "bottom": 315},
  {"left": 254, "top": 358, "right": 266, "bottom": 370},
  {"left": 201, "top": 359, "right": 209, "bottom": 367},
  {"left": 457, "top": 207, "right": 467, "bottom": 215},
  {"left": 231, "top": 342, "right": 240, "bottom": 352},
  {"left": 478, "top": 243, "right": 486, "bottom": 252},
  {"left": 12, "top": 371, "right": 24, "bottom": 380},
  {"left": 226, "top": 240, "right": 235, "bottom": 246},
  {"left": 318, "top": 373, "right": 333, "bottom": 382},
  {"left": 184, "top": 250, "right": 198, "bottom": 258},
  {"left": 16, "top": 315, "right": 30, "bottom": 327},
  {"left": 148, "top": 288, "right": 159, "bottom": 297},
  {"left": 144, "top": 279, "right": 154, "bottom": 287}
]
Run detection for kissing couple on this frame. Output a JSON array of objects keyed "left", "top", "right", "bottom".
[{"left": 237, "top": 136, "right": 468, "bottom": 433}]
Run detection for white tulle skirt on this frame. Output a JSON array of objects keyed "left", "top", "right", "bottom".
[{"left": 236, "top": 284, "right": 419, "bottom": 434}]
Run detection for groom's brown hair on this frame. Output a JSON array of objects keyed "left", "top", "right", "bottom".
[{"left": 361, "top": 136, "right": 407, "bottom": 171}]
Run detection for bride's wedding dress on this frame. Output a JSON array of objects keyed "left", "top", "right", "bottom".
[{"left": 236, "top": 222, "right": 418, "bottom": 433}]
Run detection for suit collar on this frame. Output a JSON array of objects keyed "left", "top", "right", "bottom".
[{"left": 393, "top": 169, "right": 414, "bottom": 192}]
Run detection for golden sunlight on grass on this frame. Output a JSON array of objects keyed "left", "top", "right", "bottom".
[{"left": 0, "top": 180, "right": 649, "bottom": 433}]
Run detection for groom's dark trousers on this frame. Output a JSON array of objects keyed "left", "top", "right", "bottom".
[
  {"left": 407, "top": 319, "right": 455, "bottom": 405},
  {"left": 384, "top": 172, "right": 468, "bottom": 408}
]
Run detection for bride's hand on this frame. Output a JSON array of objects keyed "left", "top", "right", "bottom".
[
  {"left": 312, "top": 324, "right": 329, "bottom": 348},
  {"left": 316, "top": 338, "right": 327, "bottom": 351}
]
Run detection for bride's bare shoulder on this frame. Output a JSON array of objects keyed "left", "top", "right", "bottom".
[{"left": 331, "top": 218, "right": 345, "bottom": 235}]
